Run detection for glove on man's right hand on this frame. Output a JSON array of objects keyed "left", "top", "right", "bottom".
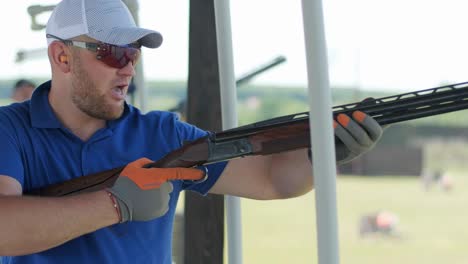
[{"left": 108, "top": 157, "right": 206, "bottom": 222}]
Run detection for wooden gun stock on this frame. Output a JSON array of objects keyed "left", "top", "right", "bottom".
[{"left": 26, "top": 81, "right": 468, "bottom": 197}]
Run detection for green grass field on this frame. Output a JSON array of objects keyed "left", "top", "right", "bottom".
[{"left": 239, "top": 173, "right": 468, "bottom": 264}]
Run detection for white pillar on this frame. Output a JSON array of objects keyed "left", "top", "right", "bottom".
[
  {"left": 124, "top": 0, "right": 147, "bottom": 112},
  {"left": 301, "top": 0, "right": 340, "bottom": 263},
  {"left": 214, "top": 1, "right": 243, "bottom": 264}
]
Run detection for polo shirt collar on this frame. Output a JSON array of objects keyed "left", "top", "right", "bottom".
[
  {"left": 30, "top": 81, "right": 61, "bottom": 128},
  {"left": 30, "top": 80, "right": 133, "bottom": 129}
]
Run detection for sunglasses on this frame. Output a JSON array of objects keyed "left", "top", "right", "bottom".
[{"left": 46, "top": 34, "right": 141, "bottom": 69}]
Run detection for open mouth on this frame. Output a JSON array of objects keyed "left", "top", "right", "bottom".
[{"left": 111, "top": 86, "right": 127, "bottom": 100}]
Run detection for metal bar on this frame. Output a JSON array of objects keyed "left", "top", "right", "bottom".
[
  {"left": 213, "top": 1, "right": 243, "bottom": 263},
  {"left": 235, "top": 56, "right": 287, "bottom": 86},
  {"left": 301, "top": 0, "right": 340, "bottom": 263}
]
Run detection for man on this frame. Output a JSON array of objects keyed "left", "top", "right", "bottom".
[
  {"left": 11, "top": 79, "right": 35, "bottom": 102},
  {"left": 0, "top": 0, "right": 383, "bottom": 263}
]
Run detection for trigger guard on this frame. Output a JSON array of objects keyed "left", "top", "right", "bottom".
[{"left": 185, "top": 165, "right": 208, "bottom": 184}]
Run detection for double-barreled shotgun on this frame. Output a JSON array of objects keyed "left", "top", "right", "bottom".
[{"left": 27, "top": 81, "right": 468, "bottom": 196}]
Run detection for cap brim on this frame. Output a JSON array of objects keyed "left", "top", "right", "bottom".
[
  {"left": 138, "top": 31, "right": 163, "bottom": 49},
  {"left": 89, "top": 27, "right": 163, "bottom": 48}
]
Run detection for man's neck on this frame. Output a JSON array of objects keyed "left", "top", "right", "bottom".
[{"left": 48, "top": 86, "right": 105, "bottom": 142}]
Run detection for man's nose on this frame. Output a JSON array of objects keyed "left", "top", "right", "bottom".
[{"left": 118, "top": 61, "right": 136, "bottom": 77}]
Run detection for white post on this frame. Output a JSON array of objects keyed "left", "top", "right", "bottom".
[
  {"left": 124, "top": 0, "right": 147, "bottom": 112},
  {"left": 301, "top": 0, "right": 340, "bottom": 263},
  {"left": 213, "top": 1, "right": 243, "bottom": 264}
]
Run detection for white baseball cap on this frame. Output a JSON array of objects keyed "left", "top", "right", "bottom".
[{"left": 46, "top": 0, "right": 163, "bottom": 48}]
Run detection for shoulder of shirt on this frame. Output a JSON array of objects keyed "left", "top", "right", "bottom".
[
  {"left": 0, "top": 101, "right": 30, "bottom": 122},
  {"left": 0, "top": 102, "right": 30, "bottom": 138},
  {"left": 129, "top": 107, "right": 180, "bottom": 123}
]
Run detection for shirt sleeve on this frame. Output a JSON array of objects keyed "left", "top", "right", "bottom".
[
  {"left": 0, "top": 123, "right": 25, "bottom": 187},
  {"left": 169, "top": 114, "right": 228, "bottom": 195},
  {"left": 182, "top": 161, "right": 228, "bottom": 195}
]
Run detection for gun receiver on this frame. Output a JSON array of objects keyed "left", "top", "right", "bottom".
[{"left": 26, "top": 81, "right": 468, "bottom": 196}]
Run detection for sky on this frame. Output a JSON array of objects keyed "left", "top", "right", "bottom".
[{"left": 2, "top": 0, "right": 468, "bottom": 92}]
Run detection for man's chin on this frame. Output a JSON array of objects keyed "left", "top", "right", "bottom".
[
  {"left": 89, "top": 105, "right": 124, "bottom": 121},
  {"left": 102, "top": 100, "right": 125, "bottom": 118},
  {"left": 104, "top": 109, "right": 124, "bottom": 121}
]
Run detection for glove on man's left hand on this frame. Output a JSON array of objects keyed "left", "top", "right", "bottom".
[
  {"left": 109, "top": 158, "right": 206, "bottom": 222},
  {"left": 334, "top": 110, "right": 384, "bottom": 165}
]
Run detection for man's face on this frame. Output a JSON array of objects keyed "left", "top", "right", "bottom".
[{"left": 68, "top": 45, "right": 134, "bottom": 121}]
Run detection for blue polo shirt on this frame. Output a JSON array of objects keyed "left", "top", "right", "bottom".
[{"left": 0, "top": 81, "right": 227, "bottom": 264}]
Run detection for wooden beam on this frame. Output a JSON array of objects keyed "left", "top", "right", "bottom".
[{"left": 184, "top": 0, "right": 224, "bottom": 263}]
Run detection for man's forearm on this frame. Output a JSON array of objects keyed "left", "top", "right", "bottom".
[
  {"left": 269, "top": 149, "right": 314, "bottom": 199},
  {"left": 0, "top": 190, "right": 118, "bottom": 256}
]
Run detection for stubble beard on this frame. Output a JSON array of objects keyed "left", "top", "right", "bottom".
[{"left": 70, "top": 57, "right": 124, "bottom": 121}]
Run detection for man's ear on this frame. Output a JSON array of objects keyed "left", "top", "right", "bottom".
[
  {"left": 48, "top": 42, "right": 71, "bottom": 73},
  {"left": 59, "top": 55, "right": 68, "bottom": 63}
]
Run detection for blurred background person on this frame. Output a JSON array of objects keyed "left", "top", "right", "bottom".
[
  {"left": 11, "top": 79, "right": 36, "bottom": 102},
  {"left": 359, "top": 210, "right": 400, "bottom": 237}
]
